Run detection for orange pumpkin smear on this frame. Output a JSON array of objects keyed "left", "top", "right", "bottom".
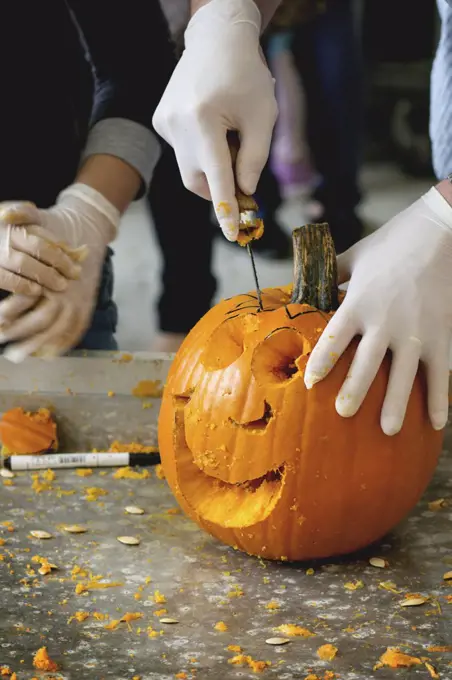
[
  {"left": 0, "top": 407, "right": 58, "bottom": 455},
  {"left": 158, "top": 224, "right": 443, "bottom": 561}
]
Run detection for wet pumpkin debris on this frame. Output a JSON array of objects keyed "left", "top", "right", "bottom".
[{"left": 0, "top": 424, "right": 451, "bottom": 678}]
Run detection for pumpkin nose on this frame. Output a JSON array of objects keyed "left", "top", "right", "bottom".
[{"left": 185, "top": 387, "right": 277, "bottom": 484}]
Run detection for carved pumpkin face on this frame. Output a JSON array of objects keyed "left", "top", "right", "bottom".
[{"left": 158, "top": 227, "right": 443, "bottom": 561}]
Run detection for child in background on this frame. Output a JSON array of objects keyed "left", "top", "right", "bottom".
[
  {"left": 267, "top": 0, "right": 365, "bottom": 254},
  {"left": 267, "top": 30, "right": 316, "bottom": 201}
]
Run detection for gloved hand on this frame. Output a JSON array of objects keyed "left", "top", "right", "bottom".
[
  {"left": 152, "top": 0, "right": 278, "bottom": 242},
  {"left": 304, "top": 186, "right": 452, "bottom": 435},
  {"left": 0, "top": 183, "right": 120, "bottom": 362},
  {"left": 0, "top": 202, "right": 81, "bottom": 296}
]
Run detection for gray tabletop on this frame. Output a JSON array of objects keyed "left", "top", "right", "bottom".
[
  {"left": 0, "top": 353, "right": 450, "bottom": 679},
  {"left": 0, "top": 437, "right": 451, "bottom": 680}
]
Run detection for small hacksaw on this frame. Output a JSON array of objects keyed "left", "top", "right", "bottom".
[{"left": 228, "top": 135, "right": 264, "bottom": 310}]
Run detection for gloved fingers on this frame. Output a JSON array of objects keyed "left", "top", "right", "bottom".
[
  {"left": 0, "top": 244, "right": 68, "bottom": 292},
  {"left": 9, "top": 227, "right": 82, "bottom": 280},
  {"left": 0, "top": 294, "right": 39, "bottom": 324},
  {"left": 380, "top": 337, "right": 422, "bottom": 435},
  {"left": 0, "top": 297, "right": 60, "bottom": 344},
  {"left": 200, "top": 126, "right": 239, "bottom": 242},
  {"left": 174, "top": 146, "right": 212, "bottom": 201},
  {"left": 425, "top": 341, "right": 450, "bottom": 431},
  {"left": 235, "top": 102, "right": 278, "bottom": 196},
  {"left": 335, "top": 330, "right": 389, "bottom": 418},
  {"left": 304, "top": 305, "right": 357, "bottom": 389},
  {"left": 38, "top": 306, "right": 88, "bottom": 359},
  {"left": 3, "top": 302, "right": 72, "bottom": 363},
  {"left": 32, "top": 304, "right": 85, "bottom": 359},
  {"left": 0, "top": 201, "right": 42, "bottom": 226},
  {"left": 0, "top": 268, "right": 42, "bottom": 296}
]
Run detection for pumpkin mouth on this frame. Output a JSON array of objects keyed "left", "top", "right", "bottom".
[
  {"left": 228, "top": 401, "right": 273, "bottom": 433},
  {"left": 173, "top": 401, "right": 286, "bottom": 529}
]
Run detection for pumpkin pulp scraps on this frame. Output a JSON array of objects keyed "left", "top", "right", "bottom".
[
  {"left": 0, "top": 407, "right": 58, "bottom": 455},
  {"left": 317, "top": 644, "right": 338, "bottom": 661},
  {"left": 373, "top": 648, "right": 439, "bottom": 676},
  {"left": 33, "top": 646, "right": 59, "bottom": 671},
  {"left": 277, "top": 624, "right": 315, "bottom": 637}
]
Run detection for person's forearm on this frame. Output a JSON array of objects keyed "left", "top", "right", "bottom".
[
  {"left": 76, "top": 154, "right": 141, "bottom": 215},
  {"left": 190, "top": 0, "right": 282, "bottom": 30},
  {"left": 68, "top": 1, "right": 170, "bottom": 196}
]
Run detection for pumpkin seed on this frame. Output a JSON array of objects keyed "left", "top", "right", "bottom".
[
  {"left": 62, "top": 524, "right": 88, "bottom": 534},
  {"left": 0, "top": 468, "right": 14, "bottom": 479},
  {"left": 125, "top": 506, "right": 145, "bottom": 515},
  {"left": 160, "top": 618, "right": 179, "bottom": 624},
  {"left": 400, "top": 597, "right": 428, "bottom": 607},
  {"left": 30, "top": 530, "right": 53, "bottom": 539},
  {"left": 117, "top": 535, "right": 141, "bottom": 546},
  {"left": 428, "top": 498, "right": 447, "bottom": 511},
  {"left": 443, "top": 571, "right": 452, "bottom": 581},
  {"left": 369, "top": 557, "right": 387, "bottom": 569},
  {"left": 265, "top": 637, "right": 291, "bottom": 646}
]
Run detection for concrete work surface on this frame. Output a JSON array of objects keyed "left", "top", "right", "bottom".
[{"left": 0, "top": 353, "right": 451, "bottom": 679}]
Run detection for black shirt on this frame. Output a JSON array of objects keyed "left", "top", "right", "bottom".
[{"left": 0, "top": 0, "right": 174, "bottom": 206}]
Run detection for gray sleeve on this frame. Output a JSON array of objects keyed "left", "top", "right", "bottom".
[{"left": 81, "top": 117, "right": 162, "bottom": 194}]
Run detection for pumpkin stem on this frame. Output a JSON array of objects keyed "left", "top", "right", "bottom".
[{"left": 290, "top": 223, "right": 339, "bottom": 312}]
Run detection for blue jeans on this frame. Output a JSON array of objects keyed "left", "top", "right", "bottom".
[{"left": 75, "top": 247, "right": 118, "bottom": 351}]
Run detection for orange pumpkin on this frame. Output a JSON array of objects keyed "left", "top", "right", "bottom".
[
  {"left": 0, "top": 407, "right": 58, "bottom": 455},
  {"left": 158, "top": 224, "right": 444, "bottom": 561}
]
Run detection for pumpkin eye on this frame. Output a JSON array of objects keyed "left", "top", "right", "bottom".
[
  {"left": 201, "top": 316, "right": 245, "bottom": 370},
  {"left": 251, "top": 327, "right": 310, "bottom": 386}
]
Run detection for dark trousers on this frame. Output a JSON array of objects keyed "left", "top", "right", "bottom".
[
  {"left": 290, "top": 0, "right": 363, "bottom": 216},
  {"left": 147, "top": 141, "right": 216, "bottom": 334}
]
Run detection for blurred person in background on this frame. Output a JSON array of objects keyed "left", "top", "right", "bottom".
[
  {"left": 262, "top": 0, "right": 365, "bottom": 254},
  {"left": 267, "top": 28, "right": 316, "bottom": 202}
]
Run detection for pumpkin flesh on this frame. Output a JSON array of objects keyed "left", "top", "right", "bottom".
[{"left": 0, "top": 407, "right": 58, "bottom": 455}]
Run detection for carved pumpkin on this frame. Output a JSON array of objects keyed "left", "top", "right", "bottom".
[
  {"left": 0, "top": 407, "right": 58, "bottom": 455},
  {"left": 158, "top": 225, "right": 443, "bottom": 561}
]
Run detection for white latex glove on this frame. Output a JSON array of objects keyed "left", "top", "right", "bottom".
[
  {"left": 152, "top": 0, "right": 278, "bottom": 241},
  {"left": 0, "top": 183, "right": 120, "bottom": 362},
  {"left": 0, "top": 202, "right": 81, "bottom": 296},
  {"left": 304, "top": 187, "right": 452, "bottom": 436}
]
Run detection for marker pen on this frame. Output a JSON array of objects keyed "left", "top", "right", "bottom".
[{"left": 3, "top": 451, "right": 161, "bottom": 472}]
